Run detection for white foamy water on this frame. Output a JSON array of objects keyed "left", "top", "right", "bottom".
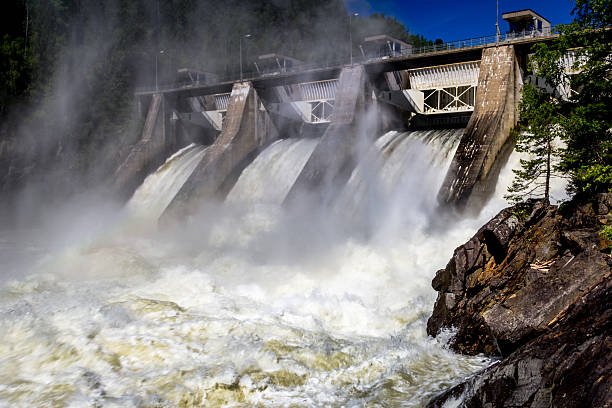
[
  {"left": 0, "top": 130, "right": 526, "bottom": 407},
  {"left": 226, "top": 138, "right": 319, "bottom": 205},
  {"left": 336, "top": 129, "right": 464, "bottom": 233},
  {"left": 126, "top": 143, "right": 208, "bottom": 220},
  {"left": 491, "top": 148, "right": 570, "bottom": 206}
]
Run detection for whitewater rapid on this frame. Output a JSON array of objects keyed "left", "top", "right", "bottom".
[
  {"left": 0, "top": 131, "right": 550, "bottom": 407},
  {"left": 126, "top": 143, "right": 209, "bottom": 221}
]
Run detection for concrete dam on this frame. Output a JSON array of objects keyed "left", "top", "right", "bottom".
[
  {"left": 3, "top": 10, "right": 584, "bottom": 406},
  {"left": 114, "top": 28, "right": 557, "bottom": 220}
]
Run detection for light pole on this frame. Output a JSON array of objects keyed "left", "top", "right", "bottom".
[
  {"left": 240, "top": 34, "right": 253, "bottom": 82},
  {"left": 24, "top": 0, "right": 29, "bottom": 57},
  {"left": 155, "top": 50, "right": 165, "bottom": 91},
  {"left": 349, "top": 13, "right": 358, "bottom": 66},
  {"left": 496, "top": 0, "right": 501, "bottom": 44}
]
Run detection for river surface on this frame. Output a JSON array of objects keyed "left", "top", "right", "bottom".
[{"left": 0, "top": 131, "right": 565, "bottom": 407}]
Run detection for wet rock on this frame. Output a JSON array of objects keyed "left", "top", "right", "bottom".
[
  {"left": 428, "top": 278, "right": 612, "bottom": 408},
  {"left": 596, "top": 193, "right": 612, "bottom": 215},
  {"left": 427, "top": 196, "right": 612, "bottom": 407},
  {"left": 483, "top": 249, "right": 610, "bottom": 355}
]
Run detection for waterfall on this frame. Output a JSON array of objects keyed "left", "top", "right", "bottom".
[
  {"left": 336, "top": 129, "right": 464, "bottom": 230},
  {"left": 1, "top": 129, "right": 533, "bottom": 407},
  {"left": 126, "top": 143, "right": 208, "bottom": 220},
  {"left": 226, "top": 138, "right": 319, "bottom": 205}
]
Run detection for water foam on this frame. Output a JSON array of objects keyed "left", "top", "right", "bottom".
[
  {"left": 126, "top": 143, "right": 208, "bottom": 220},
  {"left": 0, "top": 130, "right": 523, "bottom": 407}
]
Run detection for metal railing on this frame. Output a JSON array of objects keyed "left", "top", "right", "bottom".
[{"left": 135, "top": 27, "right": 556, "bottom": 94}]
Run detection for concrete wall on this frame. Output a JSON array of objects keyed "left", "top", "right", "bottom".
[
  {"left": 112, "top": 93, "right": 177, "bottom": 200},
  {"left": 284, "top": 65, "right": 373, "bottom": 206},
  {"left": 438, "top": 45, "right": 521, "bottom": 208},
  {"left": 162, "top": 81, "right": 279, "bottom": 219}
]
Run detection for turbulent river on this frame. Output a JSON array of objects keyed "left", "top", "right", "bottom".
[{"left": 0, "top": 130, "right": 566, "bottom": 407}]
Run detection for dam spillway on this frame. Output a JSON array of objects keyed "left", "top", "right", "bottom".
[
  {"left": 225, "top": 138, "right": 319, "bottom": 205},
  {"left": 0, "top": 25, "right": 575, "bottom": 407},
  {"left": 126, "top": 144, "right": 209, "bottom": 221},
  {"left": 118, "top": 40, "right": 548, "bottom": 213},
  {"left": 0, "top": 120, "right": 522, "bottom": 405}
]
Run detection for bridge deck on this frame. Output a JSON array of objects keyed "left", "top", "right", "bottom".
[{"left": 135, "top": 33, "right": 557, "bottom": 99}]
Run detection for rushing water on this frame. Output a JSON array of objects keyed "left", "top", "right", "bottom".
[
  {"left": 226, "top": 138, "right": 319, "bottom": 205},
  {"left": 126, "top": 143, "right": 209, "bottom": 221},
  {"left": 0, "top": 130, "right": 531, "bottom": 407}
]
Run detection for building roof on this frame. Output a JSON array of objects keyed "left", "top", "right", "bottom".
[
  {"left": 363, "top": 34, "right": 411, "bottom": 47},
  {"left": 177, "top": 68, "right": 216, "bottom": 76},
  {"left": 257, "top": 53, "right": 302, "bottom": 63},
  {"left": 502, "top": 9, "right": 550, "bottom": 25}
]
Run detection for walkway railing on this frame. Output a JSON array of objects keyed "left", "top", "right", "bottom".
[{"left": 135, "top": 28, "right": 555, "bottom": 94}]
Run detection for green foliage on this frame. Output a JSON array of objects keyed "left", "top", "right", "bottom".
[
  {"left": 573, "top": 165, "right": 612, "bottom": 194},
  {"left": 509, "top": 0, "right": 612, "bottom": 203},
  {"left": 0, "top": 35, "right": 30, "bottom": 115},
  {"left": 557, "top": 0, "right": 612, "bottom": 195},
  {"left": 506, "top": 82, "right": 563, "bottom": 204},
  {"left": 600, "top": 225, "right": 612, "bottom": 251},
  {"left": 510, "top": 204, "right": 530, "bottom": 220}
]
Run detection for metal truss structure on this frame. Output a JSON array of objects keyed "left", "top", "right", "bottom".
[
  {"left": 215, "top": 93, "right": 231, "bottom": 111},
  {"left": 407, "top": 61, "right": 480, "bottom": 115},
  {"left": 422, "top": 86, "right": 476, "bottom": 114},
  {"left": 298, "top": 79, "right": 338, "bottom": 123},
  {"left": 308, "top": 100, "right": 334, "bottom": 123}
]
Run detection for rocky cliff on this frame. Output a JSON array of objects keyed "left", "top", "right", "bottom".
[{"left": 427, "top": 194, "right": 612, "bottom": 407}]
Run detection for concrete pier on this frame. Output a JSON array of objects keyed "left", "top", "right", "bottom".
[
  {"left": 438, "top": 45, "right": 521, "bottom": 208},
  {"left": 112, "top": 93, "right": 176, "bottom": 200},
  {"left": 163, "top": 81, "right": 278, "bottom": 219}
]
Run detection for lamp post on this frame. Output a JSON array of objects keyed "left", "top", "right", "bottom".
[
  {"left": 496, "top": 0, "right": 501, "bottom": 44},
  {"left": 240, "top": 34, "right": 253, "bottom": 82},
  {"left": 349, "top": 13, "right": 358, "bottom": 66},
  {"left": 24, "top": 0, "right": 29, "bottom": 57}
]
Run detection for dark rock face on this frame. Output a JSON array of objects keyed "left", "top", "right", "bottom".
[{"left": 427, "top": 194, "right": 612, "bottom": 407}]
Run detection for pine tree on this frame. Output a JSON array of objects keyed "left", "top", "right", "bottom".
[
  {"left": 558, "top": 0, "right": 612, "bottom": 196},
  {"left": 508, "top": 0, "right": 612, "bottom": 203},
  {"left": 506, "top": 83, "right": 563, "bottom": 204}
]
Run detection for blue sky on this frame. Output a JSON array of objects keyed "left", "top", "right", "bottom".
[{"left": 345, "top": 0, "right": 576, "bottom": 42}]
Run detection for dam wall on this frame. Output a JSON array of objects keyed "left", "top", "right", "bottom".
[
  {"left": 120, "top": 41, "right": 535, "bottom": 215},
  {"left": 284, "top": 65, "right": 373, "bottom": 205},
  {"left": 112, "top": 93, "right": 177, "bottom": 200},
  {"left": 163, "top": 81, "right": 279, "bottom": 218},
  {"left": 437, "top": 45, "right": 521, "bottom": 208}
]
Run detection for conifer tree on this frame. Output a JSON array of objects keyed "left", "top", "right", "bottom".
[
  {"left": 506, "top": 84, "right": 563, "bottom": 204},
  {"left": 508, "top": 0, "right": 611, "bottom": 203}
]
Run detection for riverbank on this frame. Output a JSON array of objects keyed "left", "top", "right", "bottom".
[{"left": 427, "top": 194, "right": 612, "bottom": 407}]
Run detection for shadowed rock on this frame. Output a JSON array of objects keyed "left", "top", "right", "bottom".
[{"left": 427, "top": 194, "right": 612, "bottom": 407}]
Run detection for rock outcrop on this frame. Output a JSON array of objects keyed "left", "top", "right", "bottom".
[{"left": 427, "top": 194, "right": 612, "bottom": 407}]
